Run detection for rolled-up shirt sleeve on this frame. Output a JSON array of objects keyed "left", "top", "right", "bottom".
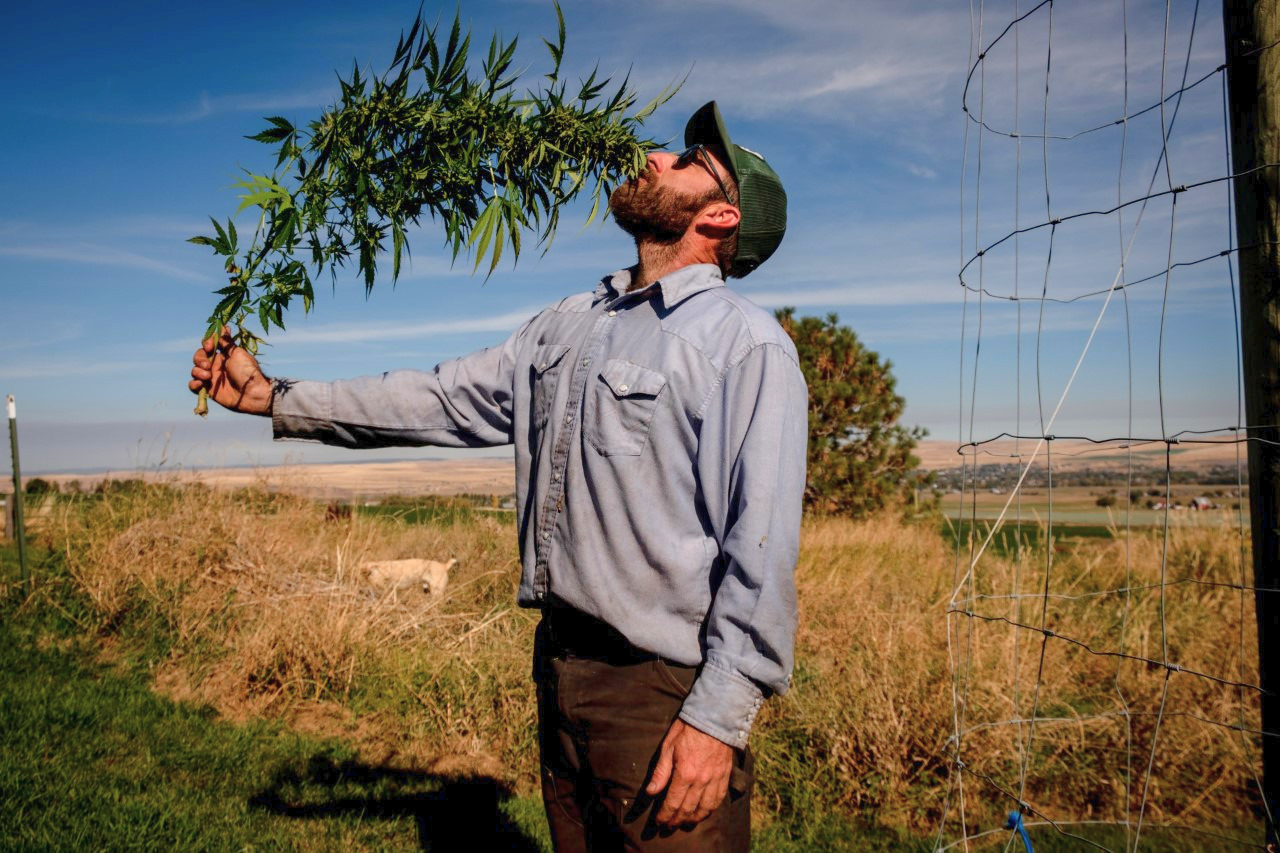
[
  {"left": 681, "top": 342, "right": 808, "bottom": 749},
  {"left": 271, "top": 321, "right": 527, "bottom": 449}
]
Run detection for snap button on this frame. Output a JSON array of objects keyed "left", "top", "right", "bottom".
[
  {"left": 608, "top": 310, "right": 617, "bottom": 317},
  {"left": 618, "top": 383, "right": 629, "bottom": 393},
  {"left": 540, "top": 363, "right": 547, "bottom": 370},
  {"left": 581, "top": 358, "right": 590, "bottom": 367}
]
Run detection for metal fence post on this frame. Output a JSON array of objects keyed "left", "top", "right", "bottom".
[
  {"left": 1224, "top": 1, "right": 1280, "bottom": 845},
  {"left": 7, "top": 395, "right": 28, "bottom": 593}
]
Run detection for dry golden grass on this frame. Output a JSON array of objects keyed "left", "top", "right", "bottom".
[
  {"left": 743, "top": 515, "right": 1260, "bottom": 835},
  {"left": 25, "top": 479, "right": 1264, "bottom": 838},
  {"left": 935, "top": 517, "right": 1261, "bottom": 835},
  {"left": 44, "top": 480, "right": 534, "bottom": 779}
]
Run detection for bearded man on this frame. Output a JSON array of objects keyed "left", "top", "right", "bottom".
[{"left": 189, "top": 101, "right": 806, "bottom": 852}]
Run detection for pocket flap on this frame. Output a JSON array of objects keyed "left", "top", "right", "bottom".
[
  {"left": 532, "top": 344, "right": 572, "bottom": 375},
  {"left": 599, "top": 359, "right": 667, "bottom": 398}
]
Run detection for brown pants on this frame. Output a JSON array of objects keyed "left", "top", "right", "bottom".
[{"left": 534, "top": 612, "right": 753, "bottom": 853}]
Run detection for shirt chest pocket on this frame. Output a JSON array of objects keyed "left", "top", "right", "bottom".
[
  {"left": 586, "top": 359, "right": 668, "bottom": 457},
  {"left": 531, "top": 344, "right": 572, "bottom": 432}
]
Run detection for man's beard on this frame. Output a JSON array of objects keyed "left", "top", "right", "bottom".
[{"left": 609, "top": 176, "right": 713, "bottom": 244}]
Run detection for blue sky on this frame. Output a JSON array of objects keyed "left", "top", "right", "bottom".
[{"left": 0, "top": 0, "right": 1241, "bottom": 474}]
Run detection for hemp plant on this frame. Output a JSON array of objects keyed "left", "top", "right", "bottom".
[{"left": 190, "top": 6, "right": 677, "bottom": 415}]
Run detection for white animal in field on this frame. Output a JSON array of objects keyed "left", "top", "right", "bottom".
[{"left": 361, "top": 558, "right": 457, "bottom": 599}]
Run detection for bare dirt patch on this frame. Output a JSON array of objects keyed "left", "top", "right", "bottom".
[
  {"left": 915, "top": 437, "right": 1246, "bottom": 472},
  {"left": 14, "top": 457, "right": 517, "bottom": 500}
]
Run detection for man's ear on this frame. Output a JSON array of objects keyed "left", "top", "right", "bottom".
[{"left": 696, "top": 202, "right": 741, "bottom": 237}]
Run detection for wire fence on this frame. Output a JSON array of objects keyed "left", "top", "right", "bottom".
[{"left": 937, "top": 1, "right": 1275, "bottom": 849}]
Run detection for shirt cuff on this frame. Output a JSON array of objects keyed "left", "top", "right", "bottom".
[
  {"left": 270, "top": 378, "right": 332, "bottom": 443},
  {"left": 678, "top": 658, "right": 765, "bottom": 749}
]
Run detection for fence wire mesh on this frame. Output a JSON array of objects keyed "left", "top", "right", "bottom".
[{"left": 937, "top": 1, "right": 1276, "bottom": 849}]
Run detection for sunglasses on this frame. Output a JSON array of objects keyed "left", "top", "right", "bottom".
[{"left": 675, "top": 144, "right": 736, "bottom": 206}]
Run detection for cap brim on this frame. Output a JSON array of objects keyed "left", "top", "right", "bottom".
[{"left": 684, "top": 101, "right": 738, "bottom": 183}]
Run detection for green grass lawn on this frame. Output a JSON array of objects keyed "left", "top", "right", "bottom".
[
  {"left": 939, "top": 518, "right": 1119, "bottom": 559},
  {"left": 354, "top": 496, "right": 516, "bottom": 527},
  {"left": 0, "top": 610, "right": 550, "bottom": 852},
  {"left": 0, "top": 604, "right": 891, "bottom": 852}
]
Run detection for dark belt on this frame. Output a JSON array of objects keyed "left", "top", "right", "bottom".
[{"left": 540, "top": 605, "right": 659, "bottom": 665}]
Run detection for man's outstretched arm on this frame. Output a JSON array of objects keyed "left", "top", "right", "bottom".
[{"left": 189, "top": 320, "right": 531, "bottom": 449}]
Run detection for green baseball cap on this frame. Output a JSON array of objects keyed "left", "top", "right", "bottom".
[{"left": 684, "top": 100, "right": 787, "bottom": 276}]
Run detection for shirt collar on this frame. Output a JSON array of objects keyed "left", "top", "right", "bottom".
[{"left": 595, "top": 264, "right": 726, "bottom": 307}]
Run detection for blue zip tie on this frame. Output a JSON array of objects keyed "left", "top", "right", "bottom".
[{"left": 1006, "top": 810, "right": 1033, "bottom": 852}]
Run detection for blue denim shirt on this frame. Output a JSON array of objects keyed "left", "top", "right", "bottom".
[{"left": 270, "top": 263, "right": 808, "bottom": 748}]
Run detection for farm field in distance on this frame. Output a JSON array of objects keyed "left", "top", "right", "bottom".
[
  {"left": 0, "top": 456, "right": 519, "bottom": 502},
  {"left": 919, "top": 437, "right": 1251, "bottom": 529},
  {"left": 941, "top": 484, "right": 1248, "bottom": 528}
]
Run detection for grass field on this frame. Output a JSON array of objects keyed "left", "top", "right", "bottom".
[
  {"left": 0, "top": 482, "right": 1267, "bottom": 850},
  {"left": 355, "top": 496, "right": 516, "bottom": 528},
  {"left": 0, "top": 616, "right": 551, "bottom": 851},
  {"left": 941, "top": 485, "right": 1249, "bottom": 528}
]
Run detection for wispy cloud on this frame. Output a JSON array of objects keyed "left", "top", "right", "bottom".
[
  {"left": 99, "top": 215, "right": 223, "bottom": 241},
  {"left": 0, "top": 359, "right": 150, "bottom": 381},
  {"left": 155, "top": 305, "right": 543, "bottom": 352},
  {"left": 742, "top": 280, "right": 960, "bottom": 310},
  {"left": 0, "top": 243, "right": 207, "bottom": 283},
  {"left": 605, "top": 0, "right": 967, "bottom": 126},
  {"left": 604, "top": 0, "right": 1227, "bottom": 162},
  {"left": 273, "top": 306, "right": 542, "bottom": 344},
  {"left": 0, "top": 216, "right": 209, "bottom": 243},
  {"left": 87, "top": 86, "right": 337, "bottom": 125},
  {"left": 904, "top": 163, "right": 939, "bottom": 180},
  {"left": 0, "top": 324, "right": 84, "bottom": 353}
]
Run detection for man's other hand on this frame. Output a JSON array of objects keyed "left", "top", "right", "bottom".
[
  {"left": 644, "top": 718, "right": 733, "bottom": 828},
  {"left": 189, "top": 327, "right": 273, "bottom": 416}
]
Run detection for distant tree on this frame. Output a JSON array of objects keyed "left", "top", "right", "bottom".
[
  {"left": 776, "top": 308, "right": 928, "bottom": 516},
  {"left": 1096, "top": 494, "right": 1117, "bottom": 508},
  {"left": 94, "top": 478, "right": 146, "bottom": 496},
  {"left": 24, "top": 478, "right": 57, "bottom": 496}
]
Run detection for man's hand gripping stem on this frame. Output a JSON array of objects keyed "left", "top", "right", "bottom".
[{"left": 189, "top": 326, "right": 274, "bottom": 418}]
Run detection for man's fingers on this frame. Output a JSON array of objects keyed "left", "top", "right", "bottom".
[
  {"left": 645, "top": 734, "right": 675, "bottom": 796},
  {"left": 188, "top": 379, "right": 203, "bottom": 393},
  {"left": 654, "top": 768, "right": 725, "bottom": 826},
  {"left": 655, "top": 777, "right": 694, "bottom": 826},
  {"left": 692, "top": 774, "right": 728, "bottom": 823},
  {"left": 645, "top": 720, "right": 735, "bottom": 827},
  {"left": 201, "top": 325, "right": 234, "bottom": 354},
  {"left": 663, "top": 786, "right": 715, "bottom": 826}
]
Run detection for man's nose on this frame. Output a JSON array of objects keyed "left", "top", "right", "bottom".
[{"left": 647, "top": 151, "right": 676, "bottom": 174}]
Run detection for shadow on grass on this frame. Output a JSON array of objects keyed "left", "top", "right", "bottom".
[{"left": 250, "top": 755, "right": 541, "bottom": 852}]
